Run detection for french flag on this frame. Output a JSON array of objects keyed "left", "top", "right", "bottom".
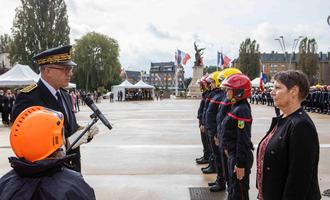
[
  {"left": 259, "top": 65, "right": 267, "bottom": 91},
  {"left": 217, "top": 51, "right": 231, "bottom": 69},
  {"left": 175, "top": 49, "right": 191, "bottom": 65}
]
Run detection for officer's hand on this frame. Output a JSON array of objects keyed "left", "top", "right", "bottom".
[
  {"left": 214, "top": 136, "right": 219, "bottom": 146},
  {"left": 200, "top": 125, "right": 205, "bottom": 133},
  {"left": 87, "top": 125, "right": 99, "bottom": 141},
  {"left": 67, "top": 125, "right": 99, "bottom": 149},
  {"left": 224, "top": 149, "right": 229, "bottom": 157},
  {"left": 234, "top": 166, "right": 245, "bottom": 180}
]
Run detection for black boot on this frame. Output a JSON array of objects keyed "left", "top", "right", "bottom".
[
  {"left": 196, "top": 157, "right": 209, "bottom": 164},
  {"left": 209, "top": 182, "right": 226, "bottom": 192},
  {"left": 201, "top": 165, "right": 216, "bottom": 174},
  {"left": 208, "top": 181, "right": 216, "bottom": 186},
  {"left": 195, "top": 156, "right": 204, "bottom": 162}
]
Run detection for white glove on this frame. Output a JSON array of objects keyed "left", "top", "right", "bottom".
[{"left": 67, "top": 125, "right": 99, "bottom": 149}]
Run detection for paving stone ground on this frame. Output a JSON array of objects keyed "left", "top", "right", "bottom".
[{"left": 0, "top": 99, "right": 330, "bottom": 199}]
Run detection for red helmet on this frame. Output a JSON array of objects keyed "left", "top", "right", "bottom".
[{"left": 221, "top": 74, "right": 251, "bottom": 100}]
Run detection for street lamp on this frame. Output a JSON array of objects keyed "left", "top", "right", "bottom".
[
  {"left": 289, "top": 36, "right": 303, "bottom": 70},
  {"left": 275, "top": 36, "right": 303, "bottom": 70}
]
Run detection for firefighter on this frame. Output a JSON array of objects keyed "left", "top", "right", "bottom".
[
  {"left": 210, "top": 68, "right": 242, "bottom": 192},
  {"left": 0, "top": 106, "right": 95, "bottom": 199},
  {"left": 220, "top": 74, "right": 254, "bottom": 200},
  {"left": 204, "top": 71, "right": 227, "bottom": 192},
  {"left": 196, "top": 74, "right": 212, "bottom": 165},
  {"left": 200, "top": 74, "right": 218, "bottom": 174}
]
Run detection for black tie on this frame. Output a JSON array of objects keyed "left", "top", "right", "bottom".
[{"left": 56, "top": 91, "right": 68, "bottom": 120}]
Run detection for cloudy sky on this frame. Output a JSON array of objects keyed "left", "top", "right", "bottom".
[{"left": 1, "top": 0, "right": 330, "bottom": 77}]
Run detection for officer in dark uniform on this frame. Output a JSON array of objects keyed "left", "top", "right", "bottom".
[
  {"left": 205, "top": 71, "right": 226, "bottom": 192},
  {"left": 11, "top": 45, "right": 98, "bottom": 173},
  {"left": 200, "top": 76, "right": 218, "bottom": 174},
  {"left": 221, "top": 74, "right": 254, "bottom": 200},
  {"left": 196, "top": 75, "right": 211, "bottom": 165}
]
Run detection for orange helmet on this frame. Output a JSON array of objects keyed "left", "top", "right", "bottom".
[{"left": 10, "top": 106, "right": 64, "bottom": 162}]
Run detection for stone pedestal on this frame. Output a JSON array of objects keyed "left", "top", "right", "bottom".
[{"left": 187, "top": 65, "right": 204, "bottom": 98}]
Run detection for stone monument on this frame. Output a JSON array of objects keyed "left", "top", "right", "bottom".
[{"left": 188, "top": 42, "right": 205, "bottom": 98}]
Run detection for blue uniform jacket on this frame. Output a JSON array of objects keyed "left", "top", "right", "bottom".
[
  {"left": 221, "top": 99, "right": 253, "bottom": 168},
  {"left": 205, "top": 89, "right": 225, "bottom": 136}
]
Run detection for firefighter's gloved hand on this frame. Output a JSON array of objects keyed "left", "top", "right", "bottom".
[{"left": 67, "top": 125, "right": 99, "bottom": 149}]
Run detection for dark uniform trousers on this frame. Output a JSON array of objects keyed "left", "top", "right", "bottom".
[
  {"left": 11, "top": 80, "right": 81, "bottom": 172},
  {"left": 227, "top": 151, "right": 253, "bottom": 200},
  {"left": 197, "top": 91, "right": 211, "bottom": 160},
  {"left": 206, "top": 90, "right": 226, "bottom": 183}
]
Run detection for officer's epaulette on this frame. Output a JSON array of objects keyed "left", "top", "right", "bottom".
[{"left": 20, "top": 83, "right": 38, "bottom": 93}]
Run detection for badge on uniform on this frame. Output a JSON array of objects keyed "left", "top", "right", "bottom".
[{"left": 238, "top": 120, "right": 245, "bottom": 129}]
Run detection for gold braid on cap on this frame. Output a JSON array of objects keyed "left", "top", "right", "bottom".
[{"left": 37, "top": 53, "right": 71, "bottom": 65}]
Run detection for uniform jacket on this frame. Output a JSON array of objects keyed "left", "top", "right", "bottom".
[
  {"left": 197, "top": 91, "right": 208, "bottom": 125},
  {"left": 257, "top": 108, "right": 321, "bottom": 200},
  {"left": 0, "top": 156, "right": 95, "bottom": 200},
  {"left": 216, "top": 98, "right": 233, "bottom": 140},
  {"left": 201, "top": 89, "right": 217, "bottom": 126},
  {"left": 221, "top": 99, "right": 253, "bottom": 168},
  {"left": 12, "top": 80, "right": 78, "bottom": 137},
  {"left": 205, "top": 89, "right": 225, "bottom": 136},
  {"left": 11, "top": 80, "right": 81, "bottom": 171}
]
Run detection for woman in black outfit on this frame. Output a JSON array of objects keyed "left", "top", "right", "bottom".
[{"left": 256, "top": 70, "right": 321, "bottom": 200}]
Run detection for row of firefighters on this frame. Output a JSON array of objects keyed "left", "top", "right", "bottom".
[
  {"left": 195, "top": 68, "right": 254, "bottom": 199},
  {"left": 249, "top": 85, "right": 330, "bottom": 115}
]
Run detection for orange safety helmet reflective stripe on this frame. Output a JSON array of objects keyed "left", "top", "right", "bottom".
[{"left": 10, "top": 106, "right": 64, "bottom": 162}]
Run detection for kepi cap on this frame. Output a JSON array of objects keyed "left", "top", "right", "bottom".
[{"left": 32, "top": 45, "right": 77, "bottom": 67}]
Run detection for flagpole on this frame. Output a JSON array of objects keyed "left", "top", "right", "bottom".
[{"left": 175, "top": 66, "right": 178, "bottom": 96}]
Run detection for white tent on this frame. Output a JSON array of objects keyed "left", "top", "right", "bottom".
[
  {"left": 134, "top": 80, "right": 154, "bottom": 89},
  {"left": 251, "top": 77, "right": 273, "bottom": 89},
  {"left": 134, "top": 80, "right": 155, "bottom": 99},
  {"left": 111, "top": 80, "right": 135, "bottom": 101},
  {"left": 0, "top": 64, "right": 39, "bottom": 86}
]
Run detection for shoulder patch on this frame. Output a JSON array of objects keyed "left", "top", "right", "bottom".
[
  {"left": 238, "top": 120, "right": 245, "bottom": 129},
  {"left": 20, "top": 83, "right": 37, "bottom": 93}
]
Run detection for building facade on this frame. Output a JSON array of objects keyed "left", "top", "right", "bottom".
[
  {"left": 149, "top": 62, "right": 185, "bottom": 90},
  {"left": 233, "top": 51, "right": 330, "bottom": 84}
]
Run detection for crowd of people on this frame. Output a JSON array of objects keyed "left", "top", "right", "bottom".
[
  {"left": 195, "top": 68, "right": 321, "bottom": 199},
  {"left": 250, "top": 84, "right": 330, "bottom": 115}
]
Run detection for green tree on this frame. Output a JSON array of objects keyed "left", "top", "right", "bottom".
[
  {"left": 203, "top": 65, "right": 218, "bottom": 74},
  {"left": 9, "top": 0, "right": 70, "bottom": 71},
  {"left": 0, "top": 34, "right": 12, "bottom": 53},
  {"left": 73, "top": 32, "right": 121, "bottom": 91},
  {"left": 297, "top": 37, "right": 319, "bottom": 85},
  {"left": 238, "top": 38, "right": 260, "bottom": 79}
]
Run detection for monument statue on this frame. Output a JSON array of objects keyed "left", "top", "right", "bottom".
[
  {"left": 188, "top": 42, "right": 205, "bottom": 98},
  {"left": 194, "top": 41, "right": 205, "bottom": 66}
]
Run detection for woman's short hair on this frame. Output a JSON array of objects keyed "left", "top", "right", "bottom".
[{"left": 273, "top": 70, "right": 310, "bottom": 100}]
